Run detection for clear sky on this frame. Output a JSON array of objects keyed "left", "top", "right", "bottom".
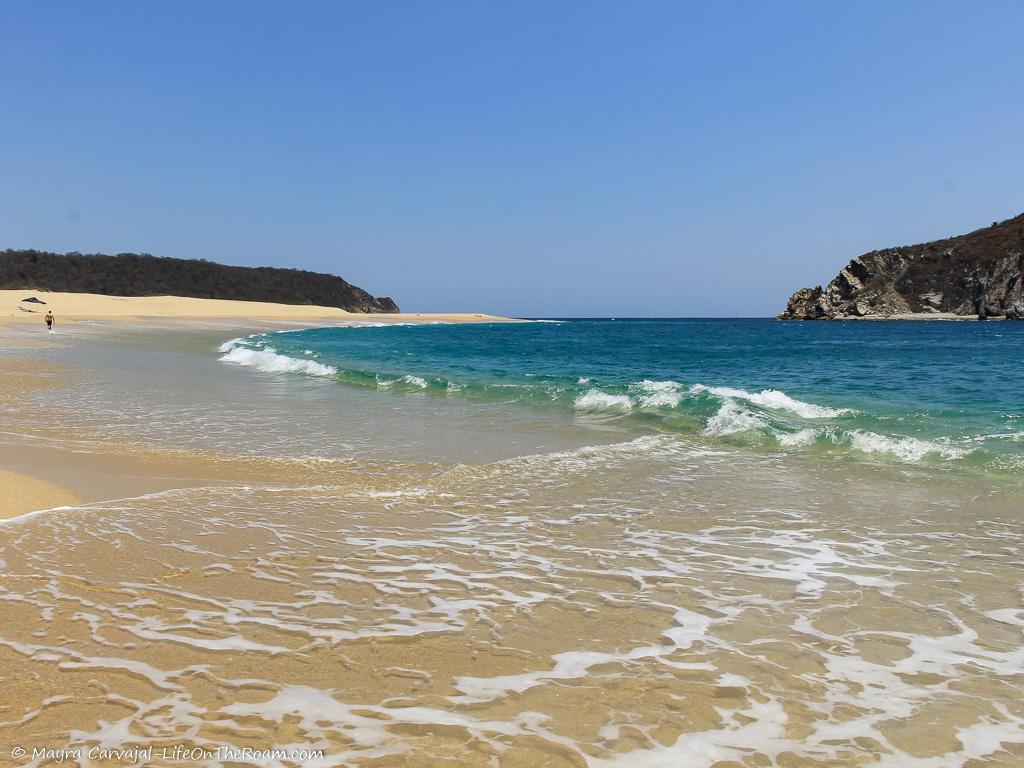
[{"left": 2, "top": 1, "right": 1022, "bottom": 317}]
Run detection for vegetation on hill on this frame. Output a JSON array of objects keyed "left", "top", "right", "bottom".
[{"left": 0, "top": 250, "right": 398, "bottom": 312}]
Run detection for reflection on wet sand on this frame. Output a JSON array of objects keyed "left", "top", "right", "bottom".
[
  {"left": 0, "top": 328, "right": 1022, "bottom": 767},
  {"left": 2, "top": 439, "right": 1023, "bottom": 767}
]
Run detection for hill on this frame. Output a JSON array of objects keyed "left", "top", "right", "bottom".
[
  {"left": 0, "top": 250, "right": 399, "bottom": 313},
  {"left": 778, "top": 214, "right": 1024, "bottom": 320}
]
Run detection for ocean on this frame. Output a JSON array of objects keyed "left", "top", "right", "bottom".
[
  {"left": 220, "top": 318, "right": 1024, "bottom": 474},
  {"left": 2, "top": 318, "right": 1022, "bottom": 766}
]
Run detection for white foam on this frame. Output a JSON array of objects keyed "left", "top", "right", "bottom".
[
  {"left": 219, "top": 344, "right": 338, "bottom": 377},
  {"left": 776, "top": 428, "right": 819, "bottom": 447},
  {"left": 3, "top": 473, "right": 1022, "bottom": 767},
  {"left": 574, "top": 388, "right": 633, "bottom": 412},
  {"left": 986, "top": 608, "right": 1024, "bottom": 627},
  {"left": 845, "top": 430, "right": 968, "bottom": 461},
  {"left": 632, "top": 379, "right": 684, "bottom": 408},
  {"left": 701, "top": 400, "right": 768, "bottom": 437},
  {"left": 217, "top": 336, "right": 245, "bottom": 353},
  {"left": 451, "top": 607, "right": 712, "bottom": 704},
  {"left": 402, "top": 375, "right": 429, "bottom": 389},
  {"left": 693, "top": 384, "right": 851, "bottom": 419}
]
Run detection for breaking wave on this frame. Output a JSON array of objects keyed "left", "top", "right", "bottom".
[
  {"left": 574, "top": 389, "right": 634, "bottom": 411},
  {"left": 219, "top": 339, "right": 338, "bottom": 377},
  {"left": 843, "top": 429, "right": 968, "bottom": 461},
  {"left": 690, "top": 384, "right": 853, "bottom": 419},
  {"left": 217, "top": 333, "right": 996, "bottom": 467}
]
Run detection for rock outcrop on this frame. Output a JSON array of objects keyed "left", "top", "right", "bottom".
[
  {"left": 778, "top": 213, "right": 1024, "bottom": 320},
  {"left": 0, "top": 250, "right": 399, "bottom": 313}
]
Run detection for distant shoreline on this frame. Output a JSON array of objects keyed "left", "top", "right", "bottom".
[
  {"left": 786, "top": 311, "right": 995, "bottom": 322},
  {"left": 1, "top": 248, "right": 400, "bottom": 313},
  {"left": 1, "top": 289, "right": 515, "bottom": 328},
  {"left": 4, "top": 294, "right": 1004, "bottom": 326}
]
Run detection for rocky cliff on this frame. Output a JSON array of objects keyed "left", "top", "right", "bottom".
[
  {"left": 0, "top": 250, "right": 399, "bottom": 313},
  {"left": 778, "top": 213, "right": 1024, "bottom": 320}
]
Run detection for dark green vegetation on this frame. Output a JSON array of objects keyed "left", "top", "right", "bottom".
[
  {"left": 779, "top": 213, "right": 1024, "bottom": 319},
  {"left": 1, "top": 250, "right": 399, "bottom": 312}
]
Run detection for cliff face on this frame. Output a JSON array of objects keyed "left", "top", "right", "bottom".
[
  {"left": 0, "top": 250, "right": 399, "bottom": 313},
  {"left": 778, "top": 214, "right": 1024, "bottom": 319}
]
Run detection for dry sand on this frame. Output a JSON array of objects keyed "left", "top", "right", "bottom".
[{"left": 1, "top": 289, "right": 513, "bottom": 326}]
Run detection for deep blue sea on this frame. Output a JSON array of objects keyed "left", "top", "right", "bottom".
[{"left": 220, "top": 318, "right": 1024, "bottom": 475}]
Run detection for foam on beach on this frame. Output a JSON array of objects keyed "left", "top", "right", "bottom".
[
  {"left": 0, "top": 442, "right": 1021, "bottom": 766},
  {"left": 7, "top": 291, "right": 1024, "bottom": 766}
]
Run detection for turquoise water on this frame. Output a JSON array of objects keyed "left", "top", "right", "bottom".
[
  {"left": 7, "top": 321, "right": 1024, "bottom": 765},
  {"left": 220, "top": 319, "right": 1024, "bottom": 474}
]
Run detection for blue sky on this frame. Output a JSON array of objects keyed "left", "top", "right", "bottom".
[{"left": 2, "top": 1, "right": 1022, "bottom": 316}]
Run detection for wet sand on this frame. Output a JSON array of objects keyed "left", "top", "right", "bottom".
[
  {"left": 0, "top": 470, "right": 80, "bottom": 521},
  {"left": 0, "top": 321, "right": 1022, "bottom": 767}
]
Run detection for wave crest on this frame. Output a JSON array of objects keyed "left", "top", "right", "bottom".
[
  {"left": 574, "top": 389, "right": 633, "bottom": 412},
  {"left": 702, "top": 400, "right": 769, "bottom": 437},
  {"left": 844, "top": 430, "right": 968, "bottom": 461},
  {"left": 216, "top": 334, "right": 980, "bottom": 466},
  {"left": 219, "top": 341, "right": 338, "bottom": 378},
  {"left": 691, "top": 384, "right": 852, "bottom": 419}
]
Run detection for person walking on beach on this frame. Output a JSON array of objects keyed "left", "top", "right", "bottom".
[{"left": 44, "top": 311, "right": 54, "bottom": 331}]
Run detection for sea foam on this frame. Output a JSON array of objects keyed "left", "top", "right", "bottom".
[
  {"left": 843, "top": 429, "right": 968, "bottom": 461},
  {"left": 701, "top": 400, "right": 769, "bottom": 437},
  {"left": 692, "top": 384, "right": 852, "bottom": 419},
  {"left": 775, "top": 428, "right": 819, "bottom": 447},
  {"left": 573, "top": 389, "right": 633, "bottom": 411},
  {"left": 632, "top": 379, "right": 685, "bottom": 408},
  {"left": 216, "top": 332, "right": 977, "bottom": 466},
  {"left": 219, "top": 340, "right": 338, "bottom": 377}
]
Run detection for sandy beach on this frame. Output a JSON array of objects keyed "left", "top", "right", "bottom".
[
  {"left": 5, "top": 2, "right": 1023, "bottom": 763},
  {"left": 1, "top": 305, "right": 1022, "bottom": 767},
  {"left": 1, "top": 291, "right": 513, "bottom": 523},
  {"left": 0, "top": 470, "right": 80, "bottom": 520},
  {"left": 1, "top": 289, "right": 511, "bottom": 327}
]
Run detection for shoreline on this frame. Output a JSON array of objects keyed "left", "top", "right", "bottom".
[
  {"left": 782, "top": 311, "right": 996, "bottom": 321},
  {"left": 1, "top": 315, "right": 1022, "bottom": 765},
  {"left": 837, "top": 311, "right": 993, "bottom": 321},
  {"left": 1, "top": 289, "right": 517, "bottom": 328},
  {"left": 0, "top": 289, "right": 515, "bottom": 521},
  {"left": 0, "top": 469, "right": 81, "bottom": 521}
]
